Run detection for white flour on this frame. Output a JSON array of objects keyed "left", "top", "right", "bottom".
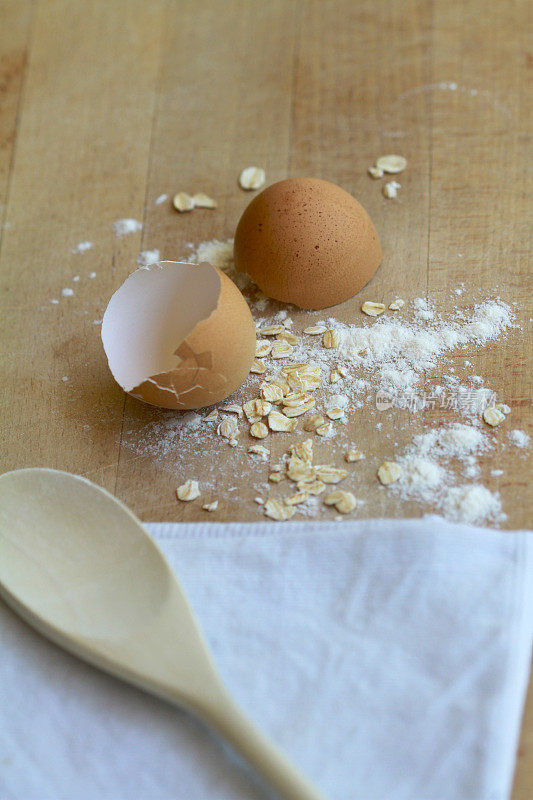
[
  {"left": 509, "top": 429, "right": 531, "bottom": 449},
  {"left": 138, "top": 249, "right": 160, "bottom": 266},
  {"left": 392, "top": 423, "right": 504, "bottom": 524},
  {"left": 113, "top": 218, "right": 142, "bottom": 237},
  {"left": 338, "top": 299, "right": 514, "bottom": 397},
  {"left": 72, "top": 241, "right": 93, "bottom": 253}
]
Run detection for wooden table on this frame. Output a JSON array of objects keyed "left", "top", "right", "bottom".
[{"left": 1, "top": 0, "right": 531, "bottom": 796}]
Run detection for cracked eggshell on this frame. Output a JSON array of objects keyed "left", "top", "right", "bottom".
[
  {"left": 101, "top": 261, "right": 256, "bottom": 410},
  {"left": 234, "top": 177, "right": 382, "bottom": 309}
]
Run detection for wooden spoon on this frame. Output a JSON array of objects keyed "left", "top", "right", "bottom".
[{"left": 0, "top": 468, "right": 326, "bottom": 800}]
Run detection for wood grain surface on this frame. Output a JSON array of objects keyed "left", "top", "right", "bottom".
[{"left": 0, "top": 0, "right": 531, "bottom": 796}]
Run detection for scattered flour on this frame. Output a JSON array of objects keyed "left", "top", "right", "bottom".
[
  {"left": 138, "top": 249, "right": 160, "bottom": 266},
  {"left": 72, "top": 241, "right": 93, "bottom": 253},
  {"left": 392, "top": 423, "right": 504, "bottom": 525},
  {"left": 61, "top": 288, "right": 74, "bottom": 297},
  {"left": 509, "top": 429, "right": 531, "bottom": 449},
  {"left": 113, "top": 218, "right": 142, "bottom": 237},
  {"left": 441, "top": 485, "right": 503, "bottom": 525},
  {"left": 338, "top": 299, "right": 514, "bottom": 396},
  {"left": 187, "top": 238, "right": 235, "bottom": 272},
  {"left": 407, "top": 423, "right": 488, "bottom": 460},
  {"left": 155, "top": 194, "right": 168, "bottom": 205}
]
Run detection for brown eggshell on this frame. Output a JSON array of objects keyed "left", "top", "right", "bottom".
[
  {"left": 234, "top": 177, "right": 382, "bottom": 309},
  {"left": 102, "top": 262, "right": 256, "bottom": 411},
  {"left": 134, "top": 269, "right": 256, "bottom": 409}
]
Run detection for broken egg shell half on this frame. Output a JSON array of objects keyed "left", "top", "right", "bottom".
[{"left": 101, "top": 261, "right": 256, "bottom": 410}]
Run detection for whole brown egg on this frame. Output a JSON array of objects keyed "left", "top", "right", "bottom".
[{"left": 234, "top": 177, "right": 382, "bottom": 309}]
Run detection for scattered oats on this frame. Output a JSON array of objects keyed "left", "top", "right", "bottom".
[
  {"left": 368, "top": 166, "right": 384, "bottom": 179},
  {"left": 204, "top": 409, "right": 218, "bottom": 422},
  {"left": 284, "top": 397, "right": 315, "bottom": 417},
  {"left": 269, "top": 472, "right": 285, "bottom": 483},
  {"left": 301, "top": 479, "right": 326, "bottom": 495},
  {"left": 287, "top": 458, "right": 315, "bottom": 483},
  {"left": 283, "top": 392, "right": 313, "bottom": 408},
  {"left": 315, "top": 465, "right": 348, "bottom": 484},
  {"left": 287, "top": 370, "right": 321, "bottom": 392},
  {"left": 290, "top": 439, "right": 313, "bottom": 464},
  {"left": 376, "top": 154, "right": 407, "bottom": 174},
  {"left": 329, "top": 369, "right": 342, "bottom": 384},
  {"left": 260, "top": 324, "right": 285, "bottom": 336},
  {"left": 260, "top": 382, "right": 284, "bottom": 403},
  {"left": 304, "top": 414, "right": 325, "bottom": 432},
  {"left": 389, "top": 299, "right": 405, "bottom": 311},
  {"left": 268, "top": 410, "right": 298, "bottom": 431},
  {"left": 228, "top": 439, "right": 238, "bottom": 447},
  {"left": 322, "top": 329, "right": 341, "bottom": 349},
  {"left": 173, "top": 192, "right": 195, "bottom": 212},
  {"left": 239, "top": 166, "right": 266, "bottom": 190},
  {"left": 378, "top": 461, "right": 402, "bottom": 485},
  {"left": 250, "top": 358, "right": 266, "bottom": 374},
  {"left": 61, "top": 288, "right": 74, "bottom": 297},
  {"left": 324, "top": 490, "right": 357, "bottom": 514},
  {"left": 495, "top": 403, "right": 511, "bottom": 415},
  {"left": 155, "top": 193, "right": 168, "bottom": 205},
  {"left": 243, "top": 398, "right": 271, "bottom": 423},
  {"left": 316, "top": 422, "right": 334, "bottom": 437},
  {"left": 254, "top": 497, "right": 264, "bottom": 505},
  {"left": 362, "top": 301, "right": 386, "bottom": 317},
  {"left": 276, "top": 330, "right": 299, "bottom": 345},
  {"left": 264, "top": 499, "right": 295, "bottom": 521},
  {"left": 346, "top": 449, "right": 364, "bottom": 462},
  {"left": 282, "top": 362, "right": 312, "bottom": 373},
  {"left": 218, "top": 416, "right": 239, "bottom": 439},
  {"left": 248, "top": 444, "right": 270, "bottom": 459},
  {"left": 285, "top": 490, "right": 309, "bottom": 506},
  {"left": 270, "top": 376, "right": 290, "bottom": 396},
  {"left": 250, "top": 421, "right": 269, "bottom": 439},
  {"left": 383, "top": 180, "right": 401, "bottom": 198},
  {"left": 304, "top": 325, "right": 327, "bottom": 335},
  {"left": 202, "top": 500, "right": 218, "bottom": 512},
  {"left": 219, "top": 403, "right": 242, "bottom": 416},
  {"left": 326, "top": 407, "right": 344, "bottom": 420},
  {"left": 192, "top": 192, "right": 217, "bottom": 209},
  {"left": 255, "top": 339, "right": 272, "bottom": 357},
  {"left": 271, "top": 340, "right": 294, "bottom": 359},
  {"left": 176, "top": 479, "right": 200, "bottom": 501},
  {"left": 483, "top": 406, "right": 506, "bottom": 427},
  {"left": 282, "top": 317, "right": 294, "bottom": 328}
]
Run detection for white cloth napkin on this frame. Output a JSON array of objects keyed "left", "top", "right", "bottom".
[{"left": 1, "top": 518, "right": 532, "bottom": 800}]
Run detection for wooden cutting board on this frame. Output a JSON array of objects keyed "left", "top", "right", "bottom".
[{"left": 0, "top": 1, "right": 531, "bottom": 796}]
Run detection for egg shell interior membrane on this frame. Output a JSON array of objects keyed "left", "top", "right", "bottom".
[{"left": 101, "top": 261, "right": 257, "bottom": 410}]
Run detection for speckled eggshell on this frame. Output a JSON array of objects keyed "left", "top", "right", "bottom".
[
  {"left": 132, "top": 269, "right": 256, "bottom": 410},
  {"left": 234, "top": 177, "right": 382, "bottom": 309}
]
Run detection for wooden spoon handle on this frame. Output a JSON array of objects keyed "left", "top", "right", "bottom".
[{"left": 199, "top": 692, "right": 327, "bottom": 800}]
